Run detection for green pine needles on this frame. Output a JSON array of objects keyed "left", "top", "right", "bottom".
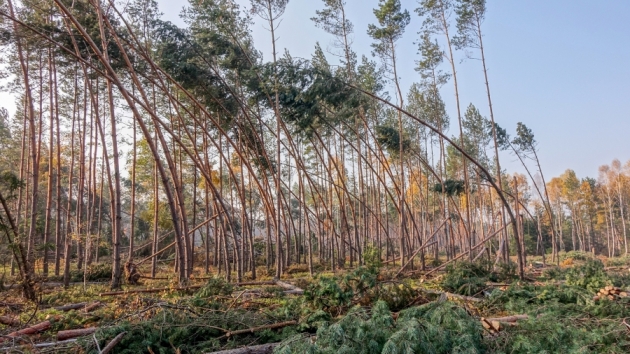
[{"left": 275, "top": 300, "right": 485, "bottom": 354}]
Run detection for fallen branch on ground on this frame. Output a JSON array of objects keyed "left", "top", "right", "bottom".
[
  {"left": 0, "top": 320, "right": 51, "bottom": 343},
  {"left": 101, "top": 331, "right": 126, "bottom": 354},
  {"left": 54, "top": 302, "right": 87, "bottom": 311},
  {"left": 83, "top": 301, "right": 102, "bottom": 313},
  {"left": 57, "top": 327, "right": 98, "bottom": 341}
]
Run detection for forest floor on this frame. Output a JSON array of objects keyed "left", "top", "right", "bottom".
[{"left": 1, "top": 251, "right": 630, "bottom": 353}]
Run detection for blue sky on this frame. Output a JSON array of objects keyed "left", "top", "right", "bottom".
[
  {"left": 2, "top": 0, "right": 623, "bottom": 182},
  {"left": 144, "top": 0, "right": 625, "bottom": 182}
]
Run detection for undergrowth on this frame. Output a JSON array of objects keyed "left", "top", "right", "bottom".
[
  {"left": 480, "top": 268, "right": 630, "bottom": 353},
  {"left": 86, "top": 277, "right": 299, "bottom": 353},
  {"left": 303, "top": 266, "right": 419, "bottom": 315},
  {"left": 23, "top": 260, "right": 626, "bottom": 354},
  {"left": 70, "top": 263, "right": 113, "bottom": 282},
  {"left": 276, "top": 300, "right": 485, "bottom": 354},
  {"left": 441, "top": 260, "right": 516, "bottom": 296}
]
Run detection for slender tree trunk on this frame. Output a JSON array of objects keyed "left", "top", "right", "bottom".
[{"left": 43, "top": 47, "right": 55, "bottom": 276}]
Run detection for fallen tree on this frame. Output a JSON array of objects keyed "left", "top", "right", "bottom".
[
  {"left": 0, "top": 320, "right": 51, "bottom": 343},
  {"left": 57, "top": 327, "right": 98, "bottom": 341}
]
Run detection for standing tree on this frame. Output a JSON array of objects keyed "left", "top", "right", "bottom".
[
  {"left": 417, "top": 0, "right": 473, "bottom": 254},
  {"left": 367, "top": 0, "right": 410, "bottom": 266},
  {"left": 251, "top": 0, "right": 290, "bottom": 277},
  {"left": 511, "top": 122, "right": 557, "bottom": 262},
  {"left": 453, "top": 0, "right": 510, "bottom": 262}
]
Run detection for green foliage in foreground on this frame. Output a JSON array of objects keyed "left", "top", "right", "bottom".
[
  {"left": 278, "top": 282, "right": 630, "bottom": 354},
  {"left": 303, "top": 266, "right": 418, "bottom": 314},
  {"left": 483, "top": 282, "right": 630, "bottom": 353},
  {"left": 275, "top": 300, "right": 485, "bottom": 354},
  {"left": 564, "top": 259, "right": 611, "bottom": 292},
  {"left": 74, "top": 263, "right": 630, "bottom": 353},
  {"left": 93, "top": 306, "right": 298, "bottom": 354},
  {"left": 87, "top": 278, "right": 298, "bottom": 354}
]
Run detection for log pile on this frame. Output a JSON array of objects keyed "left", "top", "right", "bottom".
[{"left": 593, "top": 286, "right": 628, "bottom": 301}]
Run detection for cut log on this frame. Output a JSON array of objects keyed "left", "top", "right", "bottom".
[
  {"left": 480, "top": 318, "right": 492, "bottom": 330},
  {"left": 101, "top": 331, "right": 127, "bottom": 354},
  {"left": 0, "top": 316, "right": 21, "bottom": 326},
  {"left": 593, "top": 296, "right": 600, "bottom": 301},
  {"left": 608, "top": 295, "right": 615, "bottom": 300},
  {"left": 0, "top": 320, "right": 51, "bottom": 343},
  {"left": 205, "top": 343, "right": 280, "bottom": 354},
  {"left": 54, "top": 303, "right": 87, "bottom": 312},
  {"left": 491, "top": 321, "right": 501, "bottom": 332},
  {"left": 83, "top": 302, "right": 102, "bottom": 313},
  {"left": 57, "top": 327, "right": 97, "bottom": 341},
  {"left": 484, "top": 315, "right": 528, "bottom": 323},
  {"left": 480, "top": 316, "right": 522, "bottom": 333},
  {"left": 33, "top": 338, "right": 78, "bottom": 348},
  {"left": 620, "top": 292, "right": 628, "bottom": 298}
]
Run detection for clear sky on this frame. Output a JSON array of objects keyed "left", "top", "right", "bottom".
[
  {"left": 154, "top": 0, "right": 630, "bottom": 181},
  {"left": 0, "top": 1, "right": 624, "bottom": 181}
]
